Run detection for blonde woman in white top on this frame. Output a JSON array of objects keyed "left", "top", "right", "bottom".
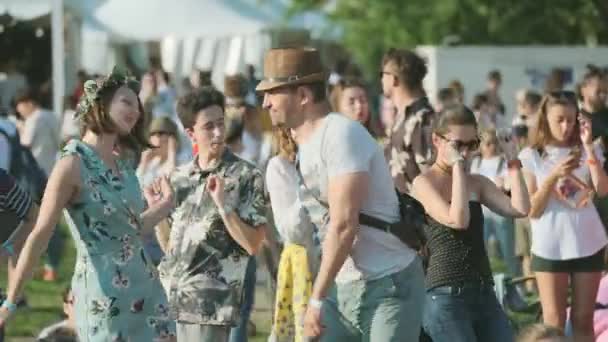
[
  {"left": 266, "top": 127, "right": 319, "bottom": 342},
  {"left": 520, "top": 91, "right": 608, "bottom": 342}
]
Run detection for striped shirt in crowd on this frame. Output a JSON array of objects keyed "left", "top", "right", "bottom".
[{"left": 0, "top": 168, "right": 32, "bottom": 222}]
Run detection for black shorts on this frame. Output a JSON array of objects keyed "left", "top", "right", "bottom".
[{"left": 531, "top": 248, "right": 605, "bottom": 273}]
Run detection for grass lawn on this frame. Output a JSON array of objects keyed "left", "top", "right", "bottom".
[
  {"left": 1, "top": 223, "right": 273, "bottom": 340},
  {"left": 2, "top": 223, "right": 534, "bottom": 340}
]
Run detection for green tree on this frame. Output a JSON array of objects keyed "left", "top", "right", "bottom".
[{"left": 290, "top": 0, "right": 608, "bottom": 77}]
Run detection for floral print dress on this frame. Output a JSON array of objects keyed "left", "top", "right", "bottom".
[{"left": 61, "top": 140, "right": 175, "bottom": 341}]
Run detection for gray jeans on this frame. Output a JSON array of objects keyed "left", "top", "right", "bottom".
[
  {"left": 320, "top": 257, "right": 426, "bottom": 342},
  {"left": 177, "top": 322, "right": 230, "bottom": 342}
]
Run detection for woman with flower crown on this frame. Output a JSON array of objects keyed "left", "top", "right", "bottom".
[{"left": 0, "top": 67, "right": 176, "bottom": 341}]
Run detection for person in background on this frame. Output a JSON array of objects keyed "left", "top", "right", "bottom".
[
  {"left": 520, "top": 91, "right": 608, "bottom": 342},
  {"left": 330, "top": 77, "right": 382, "bottom": 137},
  {"left": 0, "top": 168, "right": 39, "bottom": 324},
  {"left": 511, "top": 88, "right": 543, "bottom": 295},
  {"left": 0, "top": 60, "right": 27, "bottom": 111},
  {"left": 545, "top": 68, "right": 567, "bottom": 94},
  {"left": 37, "top": 286, "right": 77, "bottom": 341},
  {"left": 224, "top": 74, "right": 273, "bottom": 169},
  {"left": 448, "top": 79, "right": 465, "bottom": 105},
  {"left": 14, "top": 89, "right": 62, "bottom": 282},
  {"left": 470, "top": 129, "right": 519, "bottom": 276},
  {"left": 381, "top": 48, "right": 436, "bottom": 194},
  {"left": 436, "top": 87, "right": 458, "bottom": 113},
  {"left": 579, "top": 65, "right": 607, "bottom": 117},
  {"left": 266, "top": 127, "right": 319, "bottom": 342},
  {"left": 61, "top": 96, "right": 80, "bottom": 145},
  {"left": 412, "top": 105, "right": 530, "bottom": 342},
  {"left": 137, "top": 117, "right": 179, "bottom": 263},
  {"left": 379, "top": 95, "right": 397, "bottom": 136},
  {"left": 513, "top": 89, "right": 543, "bottom": 135},
  {"left": 483, "top": 70, "right": 506, "bottom": 116}
]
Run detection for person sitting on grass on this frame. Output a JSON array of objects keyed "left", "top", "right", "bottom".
[{"left": 37, "top": 286, "right": 77, "bottom": 342}]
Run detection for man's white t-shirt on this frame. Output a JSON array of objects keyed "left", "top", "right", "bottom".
[
  {"left": 298, "top": 113, "right": 416, "bottom": 283},
  {"left": 21, "top": 109, "right": 60, "bottom": 176}
]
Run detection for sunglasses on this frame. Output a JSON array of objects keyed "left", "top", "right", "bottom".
[
  {"left": 379, "top": 70, "right": 397, "bottom": 79},
  {"left": 437, "top": 133, "right": 480, "bottom": 152},
  {"left": 547, "top": 90, "right": 578, "bottom": 104}
]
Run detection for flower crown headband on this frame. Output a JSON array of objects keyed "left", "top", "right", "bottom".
[{"left": 74, "top": 66, "right": 140, "bottom": 121}]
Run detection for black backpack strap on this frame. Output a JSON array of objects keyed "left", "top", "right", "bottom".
[{"left": 294, "top": 156, "right": 394, "bottom": 231}]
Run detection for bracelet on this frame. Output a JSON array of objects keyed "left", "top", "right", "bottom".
[
  {"left": 1, "top": 300, "right": 17, "bottom": 313},
  {"left": 308, "top": 298, "right": 323, "bottom": 310},
  {"left": 588, "top": 158, "right": 599, "bottom": 166},
  {"left": 507, "top": 159, "right": 522, "bottom": 170}
]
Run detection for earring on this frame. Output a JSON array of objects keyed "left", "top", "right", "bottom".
[{"left": 192, "top": 143, "right": 198, "bottom": 156}]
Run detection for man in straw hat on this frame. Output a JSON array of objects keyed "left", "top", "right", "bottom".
[{"left": 258, "top": 47, "right": 425, "bottom": 341}]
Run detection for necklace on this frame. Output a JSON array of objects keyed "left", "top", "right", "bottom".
[{"left": 433, "top": 162, "right": 451, "bottom": 175}]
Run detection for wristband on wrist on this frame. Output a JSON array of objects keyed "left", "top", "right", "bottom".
[
  {"left": 2, "top": 300, "right": 17, "bottom": 313},
  {"left": 507, "top": 159, "right": 522, "bottom": 170},
  {"left": 308, "top": 298, "right": 323, "bottom": 310},
  {"left": 588, "top": 157, "right": 599, "bottom": 166}
]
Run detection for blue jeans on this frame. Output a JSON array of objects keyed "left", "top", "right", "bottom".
[
  {"left": 483, "top": 208, "right": 519, "bottom": 276},
  {"left": 423, "top": 283, "right": 513, "bottom": 342},
  {"left": 320, "top": 258, "right": 425, "bottom": 342},
  {"left": 229, "top": 257, "right": 257, "bottom": 342}
]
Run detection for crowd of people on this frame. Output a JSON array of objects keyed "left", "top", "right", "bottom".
[{"left": 0, "top": 45, "right": 607, "bottom": 342}]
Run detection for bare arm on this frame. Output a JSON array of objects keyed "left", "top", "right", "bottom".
[
  {"left": 5, "top": 156, "right": 80, "bottom": 305},
  {"left": 412, "top": 161, "right": 470, "bottom": 229},
  {"left": 220, "top": 212, "right": 266, "bottom": 255},
  {"left": 479, "top": 167, "right": 530, "bottom": 218},
  {"left": 527, "top": 155, "right": 578, "bottom": 218},
  {"left": 585, "top": 144, "right": 608, "bottom": 197},
  {"left": 207, "top": 174, "right": 267, "bottom": 255},
  {"left": 310, "top": 172, "right": 367, "bottom": 301}
]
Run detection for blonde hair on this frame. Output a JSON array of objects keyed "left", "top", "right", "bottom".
[{"left": 274, "top": 127, "right": 297, "bottom": 163}]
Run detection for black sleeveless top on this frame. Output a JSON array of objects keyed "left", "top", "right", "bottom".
[{"left": 424, "top": 201, "right": 493, "bottom": 289}]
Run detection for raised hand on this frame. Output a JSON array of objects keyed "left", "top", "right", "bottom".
[
  {"left": 579, "top": 113, "right": 593, "bottom": 146},
  {"left": 497, "top": 130, "right": 518, "bottom": 160},
  {"left": 206, "top": 175, "right": 226, "bottom": 209},
  {"left": 144, "top": 176, "right": 174, "bottom": 208},
  {"left": 445, "top": 141, "right": 464, "bottom": 166}
]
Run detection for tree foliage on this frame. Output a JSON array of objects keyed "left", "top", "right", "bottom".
[{"left": 290, "top": 0, "right": 608, "bottom": 76}]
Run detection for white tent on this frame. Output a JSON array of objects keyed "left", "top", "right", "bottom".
[{"left": 1, "top": 0, "right": 336, "bottom": 112}]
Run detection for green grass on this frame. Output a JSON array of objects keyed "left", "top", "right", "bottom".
[
  {"left": 2, "top": 223, "right": 75, "bottom": 338},
  {"left": 2, "top": 225, "right": 535, "bottom": 339},
  {"left": 2, "top": 223, "right": 274, "bottom": 340}
]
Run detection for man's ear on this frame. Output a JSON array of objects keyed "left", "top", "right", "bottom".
[{"left": 297, "top": 86, "right": 310, "bottom": 107}]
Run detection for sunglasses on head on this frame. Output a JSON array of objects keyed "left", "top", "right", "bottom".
[
  {"left": 437, "top": 133, "right": 480, "bottom": 152},
  {"left": 547, "top": 90, "right": 578, "bottom": 104}
]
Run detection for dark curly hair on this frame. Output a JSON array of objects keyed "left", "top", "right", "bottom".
[{"left": 177, "top": 86, "right": 225, "bottom": 129}]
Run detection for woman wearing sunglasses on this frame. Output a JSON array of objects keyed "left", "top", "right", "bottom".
[
  {"left": 412, "top": 105, "right": 530, "bottom": 342},
  {"left": 519, "top": 91, "right": 608, "bottom": 342}
]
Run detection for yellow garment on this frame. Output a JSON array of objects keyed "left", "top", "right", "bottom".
[{"left": 273, "top": 244, "right": 313, "bottom": 342}]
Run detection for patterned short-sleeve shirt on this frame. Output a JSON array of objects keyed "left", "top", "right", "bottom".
[{"left": 158, "top": 150, "right": 267, "bottom": 326}]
